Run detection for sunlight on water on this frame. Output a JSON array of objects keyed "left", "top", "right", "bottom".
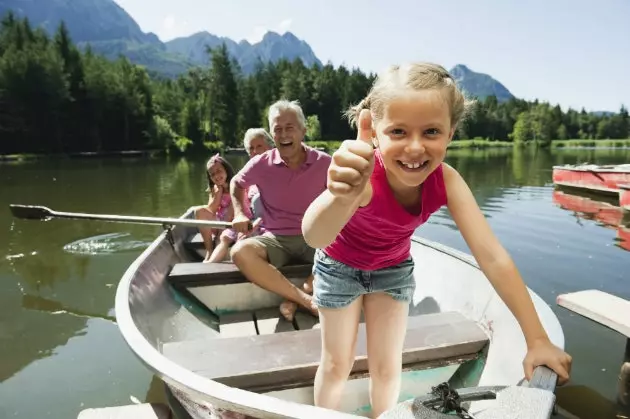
[{"left": 62, "top": 232, "right": 152, "bottom": 255}]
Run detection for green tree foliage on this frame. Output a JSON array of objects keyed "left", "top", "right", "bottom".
[
  {"left": 306, "top": 115, "right": 321, "bottom": 141},
  {"left": 0, "top": 13, "right": 628, "bottom": 156}
]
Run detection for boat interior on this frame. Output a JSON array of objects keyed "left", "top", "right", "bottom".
[
  {"left": 158, "top": 230, "right": 490, "bottom": 415},
  {"left": 119, "top": 208, "right": 563, "bottom": 417}
]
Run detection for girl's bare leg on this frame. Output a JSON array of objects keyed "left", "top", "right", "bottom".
[
  {"left": 314, "top": 297, "right": 363, "bottom": 410},
  {"left": 207, "top": 234, "right": 234, "bottom": 263},
  {"left": 363, "top": 292, "right": 409, "bottom": 418},
  {"left": 195, "top": 207, "right": 217, "bottom": 260}
]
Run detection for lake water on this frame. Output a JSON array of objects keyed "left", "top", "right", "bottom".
[{"left": 1, "top": 146, "right": 629, "bottom": 419}]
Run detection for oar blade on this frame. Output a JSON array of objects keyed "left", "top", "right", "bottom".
[{"left": 9, "top": 204, "right": 54, "bottom": 221}]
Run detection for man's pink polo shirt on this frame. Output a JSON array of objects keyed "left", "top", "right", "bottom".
[{"left": 232, "top": 144, "right": 331, "bottom": 236}]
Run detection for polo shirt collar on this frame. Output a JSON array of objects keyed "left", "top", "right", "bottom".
[{"left": 271, "top": 143, "right": 315, "bottom": 166}]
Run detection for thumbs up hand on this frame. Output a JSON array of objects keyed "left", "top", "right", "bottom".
[{"left": 327, "top": 109, "right": 375, "bottom": 202}]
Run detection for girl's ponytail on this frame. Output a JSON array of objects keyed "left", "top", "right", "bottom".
[{"left": 343, "top": 95, "right": 372, "bottom": 129}]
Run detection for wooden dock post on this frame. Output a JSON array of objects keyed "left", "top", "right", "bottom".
[{"left": 77, "top": 403, "right": 172, "bottom": 419}]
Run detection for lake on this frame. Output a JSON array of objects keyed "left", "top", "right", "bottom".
[{"left": 1, "top": 146, "right": 629, "bottom": 419}]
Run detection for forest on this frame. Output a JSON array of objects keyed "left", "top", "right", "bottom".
[{"left": 0, "top": 13, "right": 628, "bottom": 156}]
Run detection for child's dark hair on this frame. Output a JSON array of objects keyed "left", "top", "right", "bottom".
[{"left": 205, "top": 153, "right": 235, "bottom": 193}]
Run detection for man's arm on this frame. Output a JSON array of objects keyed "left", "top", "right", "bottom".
[
  {"left": 230, "top": 155, "right": 261, "bottom": 231},
  {"left": 230, "top": 179, "right": 248, "bottom": 217}
]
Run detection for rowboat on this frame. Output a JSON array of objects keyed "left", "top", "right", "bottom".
[
  {"left": 552, "top": 163, "right": 630, "bottom": 197},
  {"left": 112, "top": 207, "right": 563, "bottom": 419}
]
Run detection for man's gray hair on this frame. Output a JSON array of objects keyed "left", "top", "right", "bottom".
[
  {"left": 268, "top": 99, "right": 306, "bottom": 130},
  {"left": 243, "top": 128, "right": 273, "bottom": 150}
]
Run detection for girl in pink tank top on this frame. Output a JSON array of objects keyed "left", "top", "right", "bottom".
[{"left": 301, "top": 63, "right": 572, "bottom": 418}]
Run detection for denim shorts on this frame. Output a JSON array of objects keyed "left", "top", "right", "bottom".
[{"left": 312, "top": 249, "right": 416, "bottom": 309}]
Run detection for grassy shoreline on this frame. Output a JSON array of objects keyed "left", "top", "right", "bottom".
[
  {"left": 2, "top": 139, "right": 629, "bottom": 162},
  {"left": 551, "top": 139, "right": 630, "bottom": 148}
]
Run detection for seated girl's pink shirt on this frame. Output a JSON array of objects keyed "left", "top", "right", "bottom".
[{"left": 324, "top": 150, "right": 447, "bottom": 271}]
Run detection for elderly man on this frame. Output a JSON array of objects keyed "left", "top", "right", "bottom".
[{"left": 230, "top": 100, "right": 331, "bottom": 320}]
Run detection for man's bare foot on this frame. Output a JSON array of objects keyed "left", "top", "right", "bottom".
[
  {"left": 279, "top": 300, "right": 297, "bottom": 321},
  {"left": 279, "top": 296, "right": 319, "bottom": 321}
]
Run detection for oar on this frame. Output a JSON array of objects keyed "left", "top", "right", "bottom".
[{"left": 9, "top": 204, "right": 245, "bottom": 230}]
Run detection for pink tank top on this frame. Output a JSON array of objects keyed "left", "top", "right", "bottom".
[{"left": 324, "top": 149, "right": 448, "bottom": 271}]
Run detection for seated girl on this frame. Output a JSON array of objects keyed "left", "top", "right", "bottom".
[{"left": 195, "top": 154, "right": 260, "bottom": 263}]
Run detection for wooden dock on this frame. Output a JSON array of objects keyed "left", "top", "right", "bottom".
[{"left": 77, "top": 403, "right": 171, "bottom": 419}]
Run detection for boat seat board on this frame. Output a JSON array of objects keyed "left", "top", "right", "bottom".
[
  {"left": 185, "top": 232, "right": 205, "bottom": 250},
  {"left": 162, "top": 311, "right": 489, "bottom": 393},
  {"left": 255, "top": 307, "right": 296, "bottom": 334},
  {"left": 557, "top": 290, "right": 630, "bottom": 338},
  {"left": 219, "top": 309, "right": 298, "bottom": 337},
  {"left": 167, "top": 262, "right": 313, "bottom": 288},
  {"left": 219, "top": 312, "right": 258, "bottom": 338}
]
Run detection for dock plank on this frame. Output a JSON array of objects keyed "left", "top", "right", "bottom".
[
  {"left": 77, "top": 403, "right": 171, "bottom": 419},
  {"left": 219, "top": 312, "right": 257, "bottom": 338},
  {"left": 557, "top": 290, "right": 630, "bottom": 338},
  {"left": 255, "top": 308, "right": 296, "bottom": 334}
]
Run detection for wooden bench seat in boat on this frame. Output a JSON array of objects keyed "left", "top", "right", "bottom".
[
  {"left": 167, "top": 261, "right": 313, "bottom": 288},
  {"left": 185, "top": 232, "right": 205, "bottom": 250},
  {"left": 162, "top": 311, "right": 489, "bottom": 393}
]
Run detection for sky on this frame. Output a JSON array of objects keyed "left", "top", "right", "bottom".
[{"left": 113, "top": 0, "right": 630, "bottom": 113}]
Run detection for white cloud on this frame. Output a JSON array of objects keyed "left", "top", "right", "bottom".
[
  {"left": 246, "top": 18, "right": 294, "bottom": 44},
  {"left": 246, "top": 25, "right": 268, "bottom": 44},
  {"left": 277, "top": 18, "right": 293, "bottom": 34},
  {"left": 161, "top": 15, "right": 189, "bottom": 40}
]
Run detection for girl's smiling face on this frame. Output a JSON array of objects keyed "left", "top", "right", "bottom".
[
  {"left": 374, "top": 88, "right": 454, "bottom": 190},
  {"left": 208, "top": 162, "right": 227, "bottom": 187}
]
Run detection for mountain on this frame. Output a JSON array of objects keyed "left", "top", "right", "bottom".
[
  {"left": 0, "top": 0, "right": 321, "bottom": 77},
  {"left": 0, "top": 0, "right": 160, "bottom": 44},
  {"left": 449, "top": 64, "right": 515, "bottom": 102},
  {"left": 0, "top": 0, "right": 513, "bottom": 102},
  {"left": 0, "top": 0, "right": 190, "bottom": 77},
  {"left": 165, "top": 31, "right": 322, "bottom": 75}
]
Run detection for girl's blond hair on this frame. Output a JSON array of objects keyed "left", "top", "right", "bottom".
[{"left": 344, "top": 62, "right": 475, "bottom": 129}]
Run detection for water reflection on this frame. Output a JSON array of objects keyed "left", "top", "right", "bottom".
[
  {"left": 552, "top": 189, "right": 630, "bottom": 252},
  {"left": 1, "top": 146, "right": 629, "bottom": 418}
]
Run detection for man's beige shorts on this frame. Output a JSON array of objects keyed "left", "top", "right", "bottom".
[{"left": 245, "top": 231, "right": 316, "bottom": 268}]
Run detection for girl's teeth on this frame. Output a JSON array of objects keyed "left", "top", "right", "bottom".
[{"left": 403, "top": 162, "right": 421, "bottom": 169}]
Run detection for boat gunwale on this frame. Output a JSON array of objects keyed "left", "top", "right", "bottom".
[{"left": 114, "top": 210, "right": 564, "bottom": 419}]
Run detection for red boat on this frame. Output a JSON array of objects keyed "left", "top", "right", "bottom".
[
  {"left": 552, "top": 164, "right": 630, "bottom": 196},
  {"left": 621, "top": 184, "right": 630, "bottom": 212}
]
